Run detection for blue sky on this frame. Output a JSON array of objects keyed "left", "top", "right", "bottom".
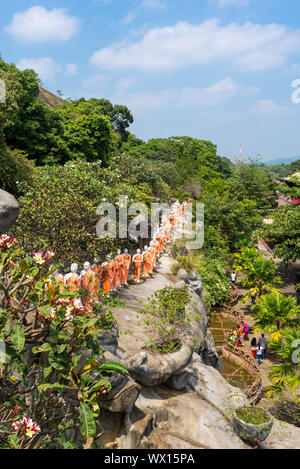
[{"left": 1, "top": 0, "right": 300, "bottom": 162}]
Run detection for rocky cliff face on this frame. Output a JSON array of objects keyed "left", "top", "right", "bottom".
[{"left": 96, "top": 255, "right": 300, "bottom": 449}]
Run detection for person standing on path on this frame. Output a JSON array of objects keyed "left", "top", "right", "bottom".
[
  {"left": 258, "top": 334, "right": 267, "bottom": 360},
  {"left": 251, "top": 337, "right": 257, "bottom": 359},
  {"left": 256, "top": 345, "right": 263, "bottom": 366},
  {"left": 231, "top": 272, "right": 237, "bottom": 285}
]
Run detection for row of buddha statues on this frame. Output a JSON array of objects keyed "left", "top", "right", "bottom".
[{"left": 52, "top": 200, "right": 189, "bottom": 308}]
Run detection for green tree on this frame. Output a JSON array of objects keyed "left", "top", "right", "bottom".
[
  {"left": 0, "top": 57, "right": 68, "bottom": 165},
  {"left": 256, "top": 205, "right": 300, "bottom": 263},
  {"left": 56, "top": 101, "right": 117, "bottom": 165},
  {"left": 229, "top": 159, "right": 277, "bottom": 210},
  {"left": 266, "top": 329, "right": 300, "bottom": 403},
  {"left": 252, "top": 292, "right": 300, "bottom": 334},
  {"left": 234, "top": 251, "right": 281, "bottom": 298}
]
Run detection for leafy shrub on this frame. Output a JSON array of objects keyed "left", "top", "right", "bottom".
[
  {"left": 235, "top": 406, "right": 271, "bottom": 425},
  {"left": 13, "top": 185, "right": 116, "bottom": 265},
  {"left": 193, "top": 257, "right": 230, "bottom": 307},
  {"left": 0, "top": 237, "right": 127, "bottom": 449},
  {"left": 0, "top": 147, "right": 34, "bottom": 197},
  {"left": 11, "top": 160, "right": 155, "bottom": 265},
  {"left": 170, "top": 255, "right": 194, "bottom": 276},
  {"left": 139, "top": 287, "right": 192, "bottom": 354}
]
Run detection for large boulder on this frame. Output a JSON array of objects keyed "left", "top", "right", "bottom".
[{"left": 0, "top": 189, "right": 19, "bottom": 234}]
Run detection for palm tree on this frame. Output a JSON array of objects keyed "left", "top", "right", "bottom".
[
  {"left": 252, "top": 292, "right": 300, "bottom": 334},
  {"left": 266, "top": 329, "right": 300, "bottom": 403},
  {"left": 234, "top": 247, "right": 259, "bottom": 271},
  {"left": 235, "top": 251, "right": 281, "bottom": 300}
]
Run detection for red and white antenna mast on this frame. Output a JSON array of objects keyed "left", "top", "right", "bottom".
[{"left": 239, "top": 142, "right": 243, "bottom": 162}]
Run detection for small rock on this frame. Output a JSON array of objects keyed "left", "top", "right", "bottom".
[
  {"left": 177, "top": 269, "right": 189, "bottom": 281},
  {"left": 0, "top": 189, "right": 19, "bottom": 234}
]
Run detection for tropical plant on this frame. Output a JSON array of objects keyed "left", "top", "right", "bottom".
[
  {"left": 234, "top": 250, "right": 281, "bottom": 300},
  {"left": 252, "top": 292, "right": 300, "bottom": 335},
  {"left": 0, "top": 236, "right": 127, "bottom": 449},
  {"left": 233, "top": 247, "right": 259, "bottom": 272},
  {"left": 266, "top": 329, "right": 300, "bottom": 403},
  {"left": 138, "top": 287, "right": 193, "bottom": 354},
  {"left": 256, "top": 206, "right": 300, "bottom": 264},
  {"left": 193, "top": 256, "right": 231, "bottom": 307}
]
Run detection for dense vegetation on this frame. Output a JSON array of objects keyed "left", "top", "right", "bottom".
[{"left": 0, "top": 55, "right": 299, "bottom": 445}]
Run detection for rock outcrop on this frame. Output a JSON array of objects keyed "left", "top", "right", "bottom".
[
  {"left": 0, "top": 189, "right": 19, "bottom": 234},
  {"left": 95, "top": 253, "right": 300, "bottom": 449}
]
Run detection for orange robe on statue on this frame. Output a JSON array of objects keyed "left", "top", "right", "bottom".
[
  {"left": 115, "top": 254, "right": 124, "bottom": 287},
  {"left": 55, "top": 274, "right": 65, "bottom": 293},
  {"left": 102, "top": 263, "right": 111, "bottom": 295},
  {"left": 93, "top": 264, "right": 103, "bottom": 297},
  {"left": 143, "top": 251, "right": 152, "bottom": 277},
  {"left": 133, "top": 253, "right": 143, "bottom": 281},
  {"left": 148, "top": 246, "right": 156, "bottom": 270},
  {"left": 65, "top": 273, "right": 80, "bottom": 293},
  {"left": 110, "top": 260, "right": 117, "bottom": 290},
  {"left": 123, "top": 253, "right": 131, "bottom": 284},
  {"left": 82, "top": 270, "right": 97, "bottom": 308},
  {"left": 154, "top": 240, "right": 160, "bottom": 263}
]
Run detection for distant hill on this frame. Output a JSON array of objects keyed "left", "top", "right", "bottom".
[
  {"left": 264, "top": 156, "right": 300, "bottom": 166},
  {"left": 38, "top": 87, "right": 63, "bottom": 107}
]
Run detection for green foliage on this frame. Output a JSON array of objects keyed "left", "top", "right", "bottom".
[
  {"left": 0, "top": 57, "right": 68, "bottom": 165},
  {"left": 266, "top": 329, "right": 300, "bottom": 403},
  {"left": 139, "top": 287, "right": 192, "bottom": 354},
  {"left": 257, "top": 206, "right": 300, "bottom": 263},
  {"left": 252, "top": 292, "right": 300, "bottom": 334},
  {"left": 193, "top": 256, "right": 230, "bottom": 307},
  {"left": 14, "top": 182, "right": 108, "bottom": 265},
  {"left": 55, "top": 100, "right": 117, "bottom": 166},
  {"left": 0, "top": 241, "right": 127, "bottom": 449},
  {"left": 171, "top": 255, "right": 194, "bottom": 275},
  {"left": 234, "top": 248, "right": 281, "bottom": 298},
  {"left": 229, "top": 159, "right": 277, "bottom": 211},
  {"left": 0, "top": 147, "right": 35, "bottom": 197},
  {"left": 235, "top": 406, "right": 271, "bottom": 425},
  {"left": 11, "top": 160, "right": 154, "bottom": 265},
  {"left": 0, "top": 58, "right": 134, "bottom": 166}
]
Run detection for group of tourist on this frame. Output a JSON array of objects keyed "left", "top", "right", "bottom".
[
  {"left": 228, "top": 326, "right": 268, "bottom": 366},
  {"left": 251, "top": 335, "right": 268, "bottom": 365},
  {"left": 229, "top": 322, "right": 249, "bottom": 348},
  {"left": 51, "top": 201, "right": 186, "bottom": 307}
]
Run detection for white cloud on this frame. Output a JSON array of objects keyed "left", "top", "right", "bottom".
[
  {"left": 121, "top": 12, "right": 136, "bottom": 25},
  {"left": 65, "top": 64, "right": 79, "bottom": 76},
  {"left": 82, "top": 74, "right": 109, "bottom": 90},
  {"left": 90, "top": 19, "right": 300, "bottom": 73},
  {"left": 115, "top": 76, "right": 137, "bottom": 89},
  {"left": 6, "top": 6, "right": 81, "bottom": 43},
  {"left": 17, "top": 57, "right": 61, "bottom": 82},
  {"left": 140, "top": 0, "right": 165, "bottom": 8},
  {"left": 252, "top": 100, "right": 286, "bottom": 114},
  {"left": 212, "top": 0, "right": 250, "bottom": 7},
  {"left": 111, "top": 77, "right": 240, "bottom": 111}
]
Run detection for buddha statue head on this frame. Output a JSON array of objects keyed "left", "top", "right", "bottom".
[{"left": 71, "top": 263, "right": 78, "bottom": 274}]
